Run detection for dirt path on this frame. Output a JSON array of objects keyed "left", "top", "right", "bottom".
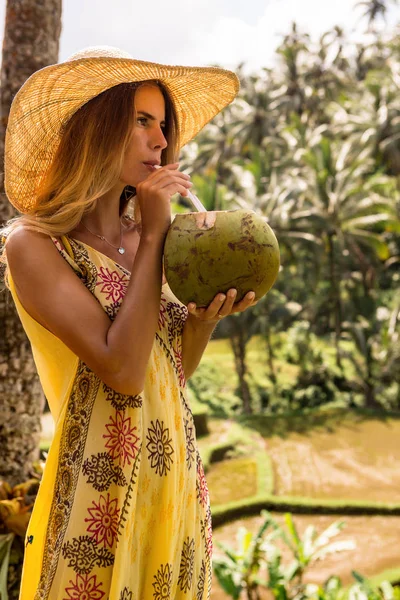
[{"left": 211, "top": 513, "right": 400, "bottom": 599}]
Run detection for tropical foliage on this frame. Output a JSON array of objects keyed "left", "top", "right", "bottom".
[
  {"left": 213, "top": 510, "right": 400, "bottom": 600},
  {"left": 183, "top": 0, "right": 400, "bottom": 414}
]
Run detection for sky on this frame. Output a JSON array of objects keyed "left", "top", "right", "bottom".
[{"left": 0, "top": 0, "right": 399, "bottom": 71}]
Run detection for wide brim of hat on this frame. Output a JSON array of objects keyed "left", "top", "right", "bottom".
[{"left": 5, "top": 56, "right": 239, "bottom": 213}]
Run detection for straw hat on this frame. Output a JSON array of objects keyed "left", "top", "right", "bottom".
[{"left": 5, "top": 46, "right": 240, "bottom": 213}]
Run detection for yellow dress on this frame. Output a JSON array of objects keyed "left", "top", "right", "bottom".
[{"left": 7, "top": 234, "right": 212, "bottom": 600}]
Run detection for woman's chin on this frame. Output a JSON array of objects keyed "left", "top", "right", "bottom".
[
  {"left": 120, "top": 174, "right": 146, "bottom": 188},
  {"left": 120, "top": 178, "right": 139, "bottom": 189}
]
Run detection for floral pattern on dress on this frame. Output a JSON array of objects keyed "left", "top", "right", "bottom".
[
  {"left": 84, "top": 493, "right": 120, "bottom": 549},
  {"left": 180, "top": 390, "right": 194, "bottom": 420},
  {"left": 116, "top": 446, "right": 142, "bottom": 540},
  {"left": 103, "top": 411, "right": 140, "bottom": 468},
  {"left": 184, "top": 419, "right": 196, "bottom": 470},
  {"left": 158, "top": 293, "right": 168, "bottom": 330},
  {"left": 146, "top": 420, "right": 174, "bottom": 476},
  {"left": 201, "top": 506, "right": 213, "bottom": 560},
  {"left": 30, "top": 237, "right": 214, "bottom": 600},
  {"left": 104, "top": 300, "right": 122, "bottom": 322},
  {"left": 196, "top": 451, "right": 209, "bottom": 508},
  {"left": 178, "top": 537, "right": 195, "bottom": 593},
  {"left": 64, "top": 573, "right": 105, "bottom": 600},
  {"left": 196, "top": 560, "right": 206, "bottom": 600},
  {"left": 172, "top": 344, "right": 186, "bottom": 388},
  {"left": 96, "top": 266, "right": 129, "bottom": 303},
  {"left": 152, "top": 563, "right": 172, "bottom": 600},
  {"left": 166, "top": 302, "right": 188, "bottom": 347},
  {"left": 102, "top": 384, "right": 142, "bottom": 410},
  {"left": 82, "top": 452, "right": 127, "bottom": 492},
  {"left": 61, "top": 535, "right": 114, "bottom": 574}
]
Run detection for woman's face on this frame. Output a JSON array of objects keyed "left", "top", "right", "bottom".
[{"left": 120, "top": 84, "right": 168, "bottom": 187}]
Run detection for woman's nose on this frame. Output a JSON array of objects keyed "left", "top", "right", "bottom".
[{"left": 150, "top": 126, "right": 168, "bottom": 150}]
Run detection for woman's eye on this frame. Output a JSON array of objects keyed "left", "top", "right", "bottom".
[{"left": 137, "top": 117, "right": 147, "bottom": 126}]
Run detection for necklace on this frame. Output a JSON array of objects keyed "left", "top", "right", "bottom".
[{"left": 81, "top": 220, "right": 126, "bottom": 254}]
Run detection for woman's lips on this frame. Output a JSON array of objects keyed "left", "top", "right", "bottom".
[{"left": 143, "top": 162, "right": 159, "bottom": 171}]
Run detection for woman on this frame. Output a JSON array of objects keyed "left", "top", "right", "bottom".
[{"left": 1, "top": 46, "right": 256, "bottom": 599}]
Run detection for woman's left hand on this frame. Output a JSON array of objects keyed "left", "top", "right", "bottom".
[{"left": 187, "top": 289, "right": 257, "bottom": 323}]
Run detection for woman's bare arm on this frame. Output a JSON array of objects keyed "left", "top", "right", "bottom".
[
  {"left": 5, "top": 165, "right": 192, "bottom": 396},
  {"left": 6, "top": 228, "right": 164, "bottom": 395}
]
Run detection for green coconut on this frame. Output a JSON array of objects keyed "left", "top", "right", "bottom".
[{"left": 164, "top": 209, "right": 280, "bottom": 307}]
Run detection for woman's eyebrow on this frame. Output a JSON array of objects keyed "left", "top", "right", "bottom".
[{"left": 137, "top": 110, "right": 166, "bottom": 125}]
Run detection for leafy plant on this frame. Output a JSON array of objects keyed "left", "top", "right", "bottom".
[{"left": 213, "top": 510, "right": 358, "bottom": 600}]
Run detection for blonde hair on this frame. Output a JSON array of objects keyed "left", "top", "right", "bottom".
[{"left": 0, "top": 80, "right": 179, "bottom": 288}]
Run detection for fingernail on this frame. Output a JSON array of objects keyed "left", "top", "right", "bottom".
[
  {"left": 248, "top": 292, "right": 255, "bottom": 299},
  {"left": 228, "top": 289, "right": 237, "bottom": 298},
  {"left": 219, "top": 294, "right": 226, "bottom": 301}
]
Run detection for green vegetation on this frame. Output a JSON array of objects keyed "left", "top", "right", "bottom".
[
  {"left": 181, "top": 0, "right": 400, "bottom": 417},
  {"left": 213, "top": 510, "right": 400, "bottom": 600},
  {"left": 212, "top": 495, "right": 400, "bottom": 528}
]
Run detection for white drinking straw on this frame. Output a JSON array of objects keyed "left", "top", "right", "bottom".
[
  {"left": 153, "top": 165, "right": 206, "bottom": 212},
  {"left": 186, "top": 189, "right": 207, "bottom": 213}
]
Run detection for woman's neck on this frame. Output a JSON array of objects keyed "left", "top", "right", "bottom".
[{"left": 77, "top": 185, "right": 126, "bottom": 240}]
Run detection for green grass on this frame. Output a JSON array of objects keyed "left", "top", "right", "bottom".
[
  {"left": 39, "top": 439, "right": 51, "bottom": 452},
  {"left": 256, "top": 451, "right": 274, "bottom": 496},
  {"left": 207, "top": 457, "right": 258, "bottom": 505},
  {"left": 204, "top": 333, "right": 299, "bottom": 387},
  {"left": 367, "top": 568, "right": 400, "bottom": 587},
  {"left": 206, "top": 451, "right": 274, "bottom": 507},
  {"left": 211, "top": 494, "right": 400, "bottom": 528}
]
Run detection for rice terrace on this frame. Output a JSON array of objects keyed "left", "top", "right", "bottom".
[{"left": 199, "top": 410, "right": 400, "bottom": 598}]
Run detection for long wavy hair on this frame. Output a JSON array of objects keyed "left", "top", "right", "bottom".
[{"left": 0, "top": 80, "right": 179, "bottom": 287}]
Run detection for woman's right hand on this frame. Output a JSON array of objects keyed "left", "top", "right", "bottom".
[{"left": 136, "top": 163, "right": 192, "bottom": 237}]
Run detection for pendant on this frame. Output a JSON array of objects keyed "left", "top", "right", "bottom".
[{"left": 118, "top": 247, "right": 125, "bottom": 254}]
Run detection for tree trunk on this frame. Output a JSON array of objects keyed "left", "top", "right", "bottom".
[
  {"left": 364, "top": 346, "right": 379, "bottom": 409},
  {"left": 0, "top": 0, "right": 62, "bottom": 486},
  {"left": 230, "top": 329, "right": 253, "bottom": 414},
  {"left": 263, "top": 303, "right": 277, "bottom": 385},
  {"left": 327, "top": 232, "right": 343, "bottom": 370}
]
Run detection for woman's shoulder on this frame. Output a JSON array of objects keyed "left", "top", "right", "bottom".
[
  {"left": 5, "top": 227, "right": 50, "bottom": 261},
  {"left": 6, "top": 228, "right": 75, "bottom": 279}
]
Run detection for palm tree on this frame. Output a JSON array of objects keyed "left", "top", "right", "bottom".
[
  {"left": 356, "top": 0, "right": 399, "bottom": 31},
  {"left": 0, "top": 0, "right": 63, "bottom": 486},
  {"left": 342, "top": 298, "right": 400, "bottom": 409},
  {"left": 332, "top": 57, "right": 400, "bottom": 175},
  {"left": 275, "top": 22, "right": 311, "bottom": 118},
  {"left": 298, "top": 134, "right": 399, "bottom": 367},
  {"left": 230, "top": 71, "right": 279, "bottom": 152}
]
